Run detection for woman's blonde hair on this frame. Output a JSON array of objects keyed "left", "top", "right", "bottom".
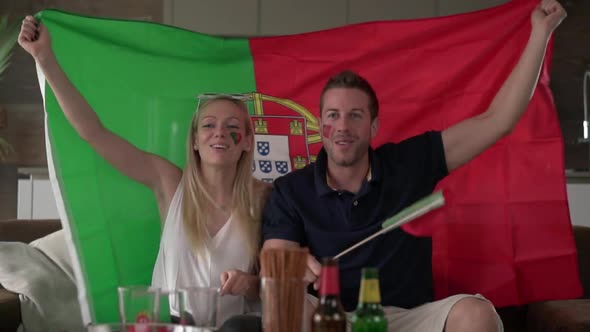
[{"left": 181, "top": 96, "right": 263, "bottom": 262}]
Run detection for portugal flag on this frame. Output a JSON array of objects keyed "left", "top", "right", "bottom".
[{"left": 37, "top": 0, "right": 581, "bottom": 324}]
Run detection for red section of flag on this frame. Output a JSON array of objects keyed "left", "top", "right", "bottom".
[{"left": 249, "top": 0, "right": 582, "bottom": 306}]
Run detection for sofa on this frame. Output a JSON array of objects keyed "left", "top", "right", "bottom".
[
  {"left": 498, "top": 225, "right": 590, "bottom": 332},
  {"left": 0, "top": 220, "right": 588, "bottom": 331}
]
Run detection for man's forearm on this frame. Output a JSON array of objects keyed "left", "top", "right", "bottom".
[{"left": 485, "top": 30, "right": 549, "bottom": 132}]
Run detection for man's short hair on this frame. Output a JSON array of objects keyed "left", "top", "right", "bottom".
[{"left": 319, "top": 70, "right": 379, "bottom": 120}]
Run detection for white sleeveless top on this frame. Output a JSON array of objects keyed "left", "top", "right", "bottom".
[{"left": 151, "top": 183, "right": 256, "bottom": 325}]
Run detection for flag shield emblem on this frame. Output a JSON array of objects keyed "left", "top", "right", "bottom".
[{"left": 249, "top": 93, "right": 321, "bottom": 182}]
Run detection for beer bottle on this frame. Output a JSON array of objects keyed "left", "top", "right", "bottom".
[
  {"left": 351, "top": 267, "right": 387, "bottom": 332},
  {"left": 311, "top": 258, "right": 347, "bottom": 332}
]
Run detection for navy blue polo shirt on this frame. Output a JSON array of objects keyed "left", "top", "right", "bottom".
[{"left": 262, "top": 131, "right": 448, "bottom": 311}]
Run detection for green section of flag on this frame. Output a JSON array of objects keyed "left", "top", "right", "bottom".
[{"left": 39, "top": 9, "right": 257, "bottom": 323}]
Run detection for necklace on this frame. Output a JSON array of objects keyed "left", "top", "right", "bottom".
[{"left": 210, "top": 199, "right": 232, "bottom": 212}]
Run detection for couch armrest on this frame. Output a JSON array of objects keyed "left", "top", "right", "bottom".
[
  {"left": 573, "top": 226, "right": 590, "bottom": 298},
  {"left": 0, "top": 219, "right": 61, "bottom": 243},
  {"left": 0, "top": 289, "right": 22, "bottom": 331}
]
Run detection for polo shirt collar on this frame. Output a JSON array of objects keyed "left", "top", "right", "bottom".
[{"left": 313, "top": 147, "right": 381, "bottom": 196}]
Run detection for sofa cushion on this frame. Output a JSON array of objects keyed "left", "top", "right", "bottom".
[
  {"left": 527, "top": 300, "right": 590, "bottom": 332},
  {"left": 30, "top": 230, "right": 74, "bottom": 281},
  {"left": 0, "top": 241, "right": 83, "bottom": 332}
]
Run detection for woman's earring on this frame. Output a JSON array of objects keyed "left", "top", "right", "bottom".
[{"left": 193, "top": 144, "right": 198, "bottom": 150}]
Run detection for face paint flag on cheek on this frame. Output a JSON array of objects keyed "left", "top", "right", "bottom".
[
  {"left": 322, "top": 125, "right": 332, "bottom": 139},
  {"left": 230, "top": 132, "right": 242, "bottom": 145}
]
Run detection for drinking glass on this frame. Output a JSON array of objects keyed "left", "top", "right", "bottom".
[
  {"left": 118, "top": 286, "right": 159, "bottom": 324},
  {"left": 181, "top": 287, "right": 219, "bottom": 329}
]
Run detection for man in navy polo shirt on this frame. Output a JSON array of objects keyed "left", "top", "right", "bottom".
[{"left": 262, "top": 2, "right": 566, "bottom": 331}]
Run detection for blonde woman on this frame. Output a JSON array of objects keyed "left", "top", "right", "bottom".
[{"left": 18, "top": 16, "right": 270, "bottom": 326}]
